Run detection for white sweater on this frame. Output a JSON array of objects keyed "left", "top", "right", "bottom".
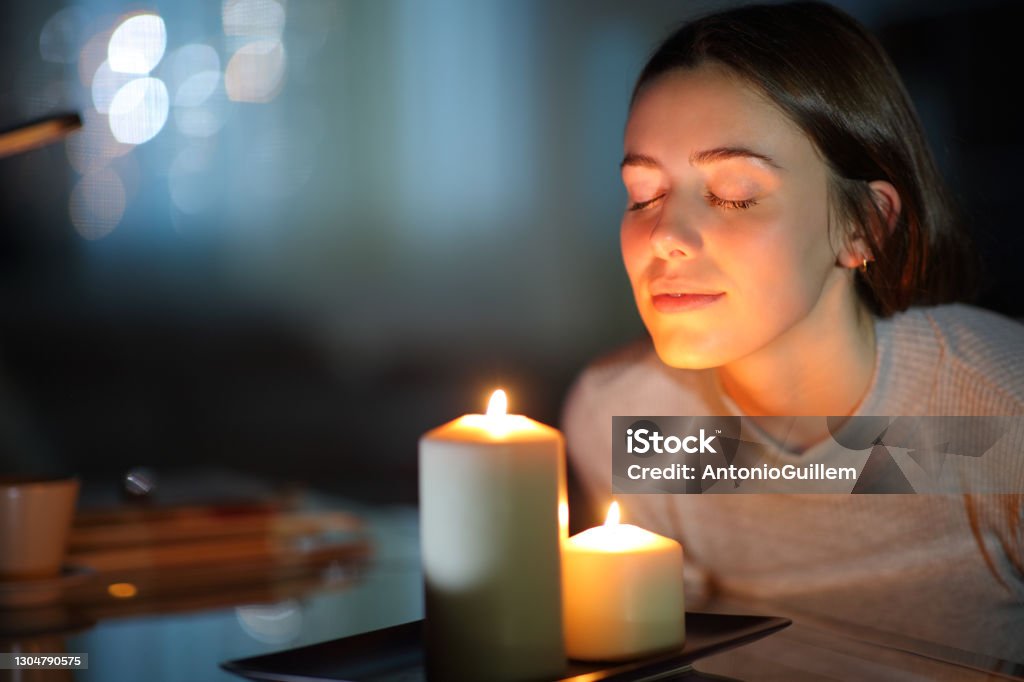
[{"left": 562, "top": 303, "right": 1024, "bottom": 661}]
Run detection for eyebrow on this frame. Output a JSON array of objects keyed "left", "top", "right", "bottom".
[{"left": 620, "top": 147, "right": 783, "bottom": 170}]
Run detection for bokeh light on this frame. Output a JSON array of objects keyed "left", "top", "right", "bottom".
[
  {"left": 59, "top": 2, "right": 293, "bottom": 240},
  {"left": 107, "top": 582, "right": 138, "bottom": 599},
  {"left": 65, "top": 109, "right": 133, "bottom": 175},
  {"left": 175, "top": 71, "right": 220, "bottom": 107},
  {"left": 69, "top": 167, "right": 126, "bottom": 240},
  {"left": 108, "top": 14, "right": 167, "bottom": 74},
  {"left": 222, "top": 0, "right": 286, "bottom": 39},
  {"left": 225, "top": 40, "right": 286, "bottom": 103},
  {"left": 90, "top": 60, "right": 134, "bottom": 114},
  {"left": 235, "top": 600, "right": 302, "bottom": 644},
  {"left": 108, "top": 77, "right": 169, "bottom": 144},
  {"left": 175, "top": 105, "right": 227, "bottom": 138},
  {"left": 39, "top": 7, "right": 90, "bottom": 64},
  {"left": 166, "top": 43, "right": 220, "bottom": 94},
  {"left": 78, "top": 27, "right": 114, "bottom": 87},
  {"left": 164, "top": 43, "right": 226, "bottom": 138}
]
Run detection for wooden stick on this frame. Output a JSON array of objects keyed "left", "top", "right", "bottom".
[{"left": 0, "top": 113, "right": 82, "bottom": 159}]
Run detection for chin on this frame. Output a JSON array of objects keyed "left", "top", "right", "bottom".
[{"left": 649, "top": 335, "right": 727, "bottom": 370}]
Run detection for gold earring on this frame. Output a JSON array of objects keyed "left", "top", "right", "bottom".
[{"left": 859, "top": 258, "right": 869, "bottom": 273}]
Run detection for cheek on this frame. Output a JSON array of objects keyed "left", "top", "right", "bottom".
[
  {"left": 717, "top": 203, "right": 834, "bottom": 312},
  {"left": 619, "top": 219, "right": 648, "bottom": 281}
]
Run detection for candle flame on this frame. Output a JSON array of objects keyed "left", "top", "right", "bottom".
[
  {"left": 486, "top": 389, "right": 508, "bottom": 416},
  {"left": 604, "top": 500, "right": 621, "bottom": 526}
]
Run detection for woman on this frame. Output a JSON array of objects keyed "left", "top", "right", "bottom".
[{"left": 562, "top": 1, "right": 1024, "bottom": 661}]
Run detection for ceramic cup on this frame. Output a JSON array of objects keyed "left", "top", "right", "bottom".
[{"left": 0, "top": 476, "right": 79, "bottom": 581}]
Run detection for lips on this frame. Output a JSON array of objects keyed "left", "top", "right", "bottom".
[
  {"left": 650, "top": 291, "right": 725, "bottom": 313},
  {"left": 649, "top": 278, "right": 721, "bottom": 296}
]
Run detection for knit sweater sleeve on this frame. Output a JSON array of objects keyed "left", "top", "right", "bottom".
[{"left": 913, "top": 305, "right": 1024, "bottom": 600}]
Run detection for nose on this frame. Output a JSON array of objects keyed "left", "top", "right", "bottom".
[{"left": 649, "top": 200, "right": 702, "bottom": 260}]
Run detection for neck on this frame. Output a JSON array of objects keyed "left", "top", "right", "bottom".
[{"left": 716, "top": 273, "right": 876, "bottom": 424}]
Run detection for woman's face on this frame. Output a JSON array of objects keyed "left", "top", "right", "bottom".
[{"left": 621, "top": 64, "right": 845, "bottom": 369}]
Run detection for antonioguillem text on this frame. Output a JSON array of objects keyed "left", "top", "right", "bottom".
[{"left": 626, "top": 462, "right": 858, "bottom": 481}]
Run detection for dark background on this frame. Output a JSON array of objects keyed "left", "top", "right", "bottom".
[{"left": 0, "top": 0, "right": 1020, "bottom": 507}]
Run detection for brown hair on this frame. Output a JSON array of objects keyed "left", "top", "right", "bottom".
[{"left": 632, "top": 1, "right": 978, "bottom": 316}]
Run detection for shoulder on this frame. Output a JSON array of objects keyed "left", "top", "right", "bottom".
[
  {"left": 894, "top": 304, "right": 1024, "bottom": 411},
  {"left": 561, "top": 337, "right": 657, "bottom": 432},
  {"left": 564, "top": 336, "right": 661, "bottom": 401},
  {"left": 915, "top": 303, "right": 1024, "bottom": 351}
]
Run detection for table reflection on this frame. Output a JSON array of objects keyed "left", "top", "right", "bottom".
[{"left": 1, "top": 482, "right": 421, "bottom": 682}]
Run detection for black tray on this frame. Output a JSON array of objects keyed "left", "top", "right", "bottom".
[{"left": 221, "top": 611, "right": 791, "bottom": 682}]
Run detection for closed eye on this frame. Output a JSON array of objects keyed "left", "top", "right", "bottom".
[
  {"left": 705, "top": 191, "right": 758, "bottom": 210},
  {"left": 627, "top": 194, "right": 665, "bottom": 212}
]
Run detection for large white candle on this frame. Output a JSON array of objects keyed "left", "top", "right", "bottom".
[
  {"left": 562, "top": 502, "right": 685, "bottom": 661},
  {"left": 419, "top": 389, "right": 566, "bottom": 681}
]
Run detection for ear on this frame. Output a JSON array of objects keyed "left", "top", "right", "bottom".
[
  {"left": 868, "top": 180, "right": 901, "bottom": 236},
  {"left": 836, "top": 180, "right": 902, "bottom": 269}
]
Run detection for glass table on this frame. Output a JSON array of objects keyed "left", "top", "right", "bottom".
[{"left": 2, "top": 486, "right": 1021, "bottom": 682}]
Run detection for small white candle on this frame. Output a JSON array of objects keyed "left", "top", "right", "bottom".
[
  {"left": 419, "top": 389, "right": 567, "bottom": 681},
  {"left": 562, "top": 502, "right": 685, "bottom": 661}
]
